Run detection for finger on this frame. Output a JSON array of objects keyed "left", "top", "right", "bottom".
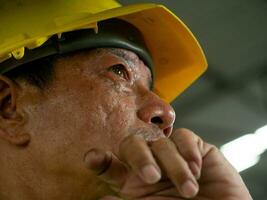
[
  {"left": 155, "top": 187, "right": 183, "bottom": 197},
  {"left": 119, "top": 134, "right": 161, "bottom": 184},
  {"left": 99, "top": 195, "right": 123, "bottom": 200},
  {"left": 199, "top": 143, "right": 253, "bottom": 198},
  {"left": 84, "top": 148, "right": 128, "bottom": 187},
  {"left": 150, "top": 138, "right": 198, "bottom": 199},
  {"left": 171, "top": 128, "right": 202, "bottom": 179},
  {"left": 120, "top": 180, "right": 173, "bottom": 199},
  {"left": 139, "top": 196, "right": 184, "bottom": 200}
]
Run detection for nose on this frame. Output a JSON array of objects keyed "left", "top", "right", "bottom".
[{"left": 137, "top": 92, "right": 176, "bottom": 137}]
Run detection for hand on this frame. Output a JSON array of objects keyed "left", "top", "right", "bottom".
[{"left": 84, "top": 128, "right": 252, "bottom": 200}]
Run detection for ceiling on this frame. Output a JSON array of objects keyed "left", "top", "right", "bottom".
[{"left": 119, "top": 0, "right": 267, "bottom": 199}]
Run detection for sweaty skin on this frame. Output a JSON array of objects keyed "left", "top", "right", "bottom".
[
  {"left": 0, "top": 48, "right": 252, "bottom": 200},
  {"left": 0, "top": 48, "right": 174, "bottom": 200}
]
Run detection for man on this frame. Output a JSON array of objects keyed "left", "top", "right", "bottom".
[{"left": 0, "top": 1, "right": 252, "bottom": 200}]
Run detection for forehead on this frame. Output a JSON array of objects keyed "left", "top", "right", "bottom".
[{"left": 108, "top": 48, "right": 142, "bottom": 66}]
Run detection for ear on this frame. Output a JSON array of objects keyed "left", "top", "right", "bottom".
[{"left": 0, "top": 75, "right": 30, "bottom": 146}]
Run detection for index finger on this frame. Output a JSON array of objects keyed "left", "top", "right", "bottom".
[{"left": 119, "top": 134, "right": 162, "bottom": 184}]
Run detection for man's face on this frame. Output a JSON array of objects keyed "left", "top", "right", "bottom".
[{"left": 21, "top": 48, "right": 175, "bottom": 187}]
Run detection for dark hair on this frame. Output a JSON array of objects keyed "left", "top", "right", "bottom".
[
  {"left": 3, "top": 48, "right": 101, "bottom": 89},
  {"left": 3, "top": 47, "right": 147, "bottom": 89},
  {"left": 4, "top": 55, "right": 61, "bottom": 89},
  {"left": 3, "top": 48, "right": 105, "bottom": 90}
]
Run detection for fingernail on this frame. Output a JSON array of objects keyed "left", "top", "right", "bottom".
[
  {"left": 140, "top": 164, "right": 161, "bottom": 184},
  {"left": 189, "top": 161, "right": 200, "bottom": 179},
  {"left": 181, "top": 180, "right": 198, "bottom": 198}
]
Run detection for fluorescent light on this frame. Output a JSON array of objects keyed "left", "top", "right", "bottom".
[
  {"left": 255, "top": 124, "right": 267, "bottom": 134},
  {"left": 220, "top": 124, "right": 267, "bottom": 172}
]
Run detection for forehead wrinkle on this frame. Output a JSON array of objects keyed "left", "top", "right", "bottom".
[
  {"left": 108, "top": 48, "right": 135, "bottom": 66},
  {"left": 107, "top": 48, "right": 153, "bottom": 90}
]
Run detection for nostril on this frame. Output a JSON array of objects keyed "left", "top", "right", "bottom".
[{"left": 151, "top": 116, "right": 163, "bottom": 124}]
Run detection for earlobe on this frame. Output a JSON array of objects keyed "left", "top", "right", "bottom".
[{"left": 0, "top": 75, "right": 30, "bottom": 146}]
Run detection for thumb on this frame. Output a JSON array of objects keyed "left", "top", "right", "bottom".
[{"left": 84, "top": 148, "right": 128, "bottom": 187}]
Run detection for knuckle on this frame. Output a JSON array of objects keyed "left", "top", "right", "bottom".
[
  {"left": 203, "top": 140, "right": 217, "bottom": 151},
  {"left": 201, "top": 142, "right": 219, "bottom": 156},
  {"left": 208, "top": 144, "right": 219, "bottom": 153},
  {"left": 175, "top": 128, "right": 193, "bottom": 135},
  {"left": 182, "top": 148, "right": 197, "bottom": 158},
  {"left": 171, "top": 128, "right": 197, "bottom": 141},
  {"left": 168, "top": 164, "right": 192, "bottom": 183}
]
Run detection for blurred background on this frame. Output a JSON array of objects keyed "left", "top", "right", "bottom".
[{"left": 119, "top": 0, "right": 267, "bottom": 199}]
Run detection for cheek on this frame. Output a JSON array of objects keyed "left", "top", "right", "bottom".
[
  {"left": 26, "top": 76, "right": 138, "bottom": 174},
  {"left": 62, "top": 79, "right": 138, "bottom": 153},
  {"left": 81, "top": 89, "right": 137, "bottom": 153}
]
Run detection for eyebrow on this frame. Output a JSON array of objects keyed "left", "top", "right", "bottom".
[{"left": 108, "top": 48, "right": 153, "bottom": 90}]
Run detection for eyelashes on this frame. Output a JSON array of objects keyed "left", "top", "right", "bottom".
[{"left": 108, "top": 64, "right": 130, "bottom": 81}]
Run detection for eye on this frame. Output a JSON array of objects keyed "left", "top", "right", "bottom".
[{"left": 108, "top": 64, "right": 129, "bottom": 80}]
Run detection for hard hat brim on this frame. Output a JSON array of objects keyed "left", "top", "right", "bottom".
[
  {"left": 0, "top": 3, "right": 207, "bottom": 103},
  {"left": 118, "top": 4, "right": 208, "bottom": 102}
]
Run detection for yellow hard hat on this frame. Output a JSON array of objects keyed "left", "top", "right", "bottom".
[{"left": 0, "top": 0, "right": 207, "bottom": 103}]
